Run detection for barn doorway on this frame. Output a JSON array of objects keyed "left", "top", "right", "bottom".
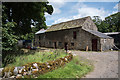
[
  {"left": 54, "top": 42, "right": 57, "bottom": 49},
  {"left": 64, "top": 42, "right": 68, "bottom": 47},
  {"left": 64, "top": 42, "right": 68, "bottom": 51},
  {"left": 92, "top": 39, "right": 97, "bottom": 51}
]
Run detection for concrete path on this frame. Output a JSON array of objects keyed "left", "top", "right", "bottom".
[{"left": 71, "top": 51, "right": 119, "bottom": 78}]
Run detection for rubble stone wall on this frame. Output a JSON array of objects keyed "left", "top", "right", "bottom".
[{"left": 0, "top": 54, "right": 73, "bottom": 78}]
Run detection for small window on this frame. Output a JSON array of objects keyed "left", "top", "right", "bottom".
[
  {"left": 71, "top": 43, "right": 74, "bottom": 46},
  {"left": 58, "top": 42, "right": 62, "bottom": 47},
  {"left": 73, "top": 31, "right": 77, "bottom": 39}
]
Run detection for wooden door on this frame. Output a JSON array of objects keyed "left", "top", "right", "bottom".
[
  {"left": 92, "top": 39, "right": 97, "bottom": 51},
  {"left": 54, "top": 42, "right": 57, "bottom": 49}
]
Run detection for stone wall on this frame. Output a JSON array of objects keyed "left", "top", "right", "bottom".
[
  {"left": 35, "top": 27, "right": 102, "bottom": 51},
  {"left": 76, "top": 29, "right": 101, "bottom": 51},
  {"left": 0, "top": 54, "right": 73, "bottom": 78},
  {"left": 100, "top": 38, "right": 114, "bottom": 51},
  {"left": 82, "top": 17, "right": 98, "bottom": 31}
]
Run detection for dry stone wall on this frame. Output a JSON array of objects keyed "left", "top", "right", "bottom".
[{"left": 0, "top": 54, "right": 73, "bottom": 78}]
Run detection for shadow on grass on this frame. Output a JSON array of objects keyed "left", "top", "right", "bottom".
[{"left": 2, "top": 48, "right": 38, "bottom": 67}]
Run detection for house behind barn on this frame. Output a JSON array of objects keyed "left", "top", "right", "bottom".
[{"left": 35, "top": 16, "right": 114, "bottom": 51}]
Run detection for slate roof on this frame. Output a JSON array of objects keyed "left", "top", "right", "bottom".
[
  {"left": 84, "top": 29, "right": 113, "bottom": 38},
  {"left": 35, "top": 16, "right": 113, "bottom": 39},
  {"left": 46, "top": 16, "right": 90, "bottom": 32}
]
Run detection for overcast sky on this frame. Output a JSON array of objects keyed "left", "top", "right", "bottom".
[{"left": 45, "top": 0, "right": 119, "bottom": 26}]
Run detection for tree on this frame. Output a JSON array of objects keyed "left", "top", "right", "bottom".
[
  {"left": 2, "top": 2, "right": 53, "bottom": 51},
  {"left": 92, "top": 16, "right": 104, "bottom": 32},
  {"left": 2, "top": 5, "right": 18, "bottom": 51},
  {"left": 2, "top": 22, "right": 18, "bottom": 51},
  {"left": 92, "top": 12, "right": 120, "bottom": 33},
  {"left": 105, "top": 12, "right": 120, "bottom": 32},
  {"left": 3, "top": 2, "right": 53, "bottom": 37}
]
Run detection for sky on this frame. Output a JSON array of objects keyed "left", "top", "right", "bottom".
[{"left": 45, "top": 1, "right": 119, "bottom": 26}]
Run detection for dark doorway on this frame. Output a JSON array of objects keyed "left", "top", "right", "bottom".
[
  {"left": 73, "top": 31, "right": 77, "bottom": 39},
  {"left": 92, "top": 39, "right": 97, "bottom": 51},
  {"left": 64, "top": 42, "right": 68, "bottom": 47},
  {"left": 64, "top": 42, "right": 68, "bottom": 51},
  {"left": 54, "top": 42, "right": 57, "bottom": 49}
]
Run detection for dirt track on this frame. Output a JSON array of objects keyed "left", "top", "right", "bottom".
[{"left": 71, "top": 51, "right": 119, "bottom": 78}]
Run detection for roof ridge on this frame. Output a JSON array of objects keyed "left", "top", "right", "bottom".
[
  {"left": 45, "top": 16, "right": 91, "bottom": 32},
  {"left": 51, "top": 16, "right": 90, "bottom": 27}
]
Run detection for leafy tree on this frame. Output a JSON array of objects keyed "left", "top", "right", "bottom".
[
  {"left": 93, "top": 12, "right": 120, "bottom": 33},
  {"left": 92, "top": 16, "right": 103, "bottom": 32},
  {"left": 2, "top": 5, "right": 18, "bottom": 52},
  {"left": 2, "top": 22, "right": 18, "bottom": 51},
  {"left": 2, "top": 2, "right": 53, "bottom": 52},
  {"left": 3, "top": 2, "right": 53, "bottom": 38},
  {"left": 93, "top": 16, "right": 102, "bottom": 25},
  {"left": 100, "top": 21, "right": 110, "bottom": 32},
  {"left": 105, "top": 12, "right": 120, "bottom": 32}
]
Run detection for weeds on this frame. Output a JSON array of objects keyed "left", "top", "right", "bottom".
[{"left": 6, "top": 49, "right": 67, "bottom": 67}]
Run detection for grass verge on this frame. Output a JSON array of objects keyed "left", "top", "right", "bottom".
[{"left": 38, "top": 56, "right": 93, "bottom": 78}]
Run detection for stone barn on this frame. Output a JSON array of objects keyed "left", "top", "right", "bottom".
[{"left": 35, "top": 16, "right": 114, "bottom": 51}]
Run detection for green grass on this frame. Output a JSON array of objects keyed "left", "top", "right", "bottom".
[
  {"left": 6, "top": 49, "right": 67, "bottom": 67},
  {"left": 5, "top": 49, "right": 93, "bottom": 78},
  {"left": 38, "top": 56, "right": 93, "bottom": 78}
]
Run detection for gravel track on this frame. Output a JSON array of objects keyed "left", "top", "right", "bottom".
[{"left": 71, "top": 51, "right": 119, "bottom": 78}]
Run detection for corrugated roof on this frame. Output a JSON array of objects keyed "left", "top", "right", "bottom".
[
  {"left": 35, "top": 29, "right": 47, "bottom": 34},
  {"left": 84, "top": 29, "right": 113, "bottom": 38},
  {"left": 46, "top": 16, "right": 90, "bottom": 32},
  {"left": 104, "top": 32, "right": 120, "bottom": 35}
]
